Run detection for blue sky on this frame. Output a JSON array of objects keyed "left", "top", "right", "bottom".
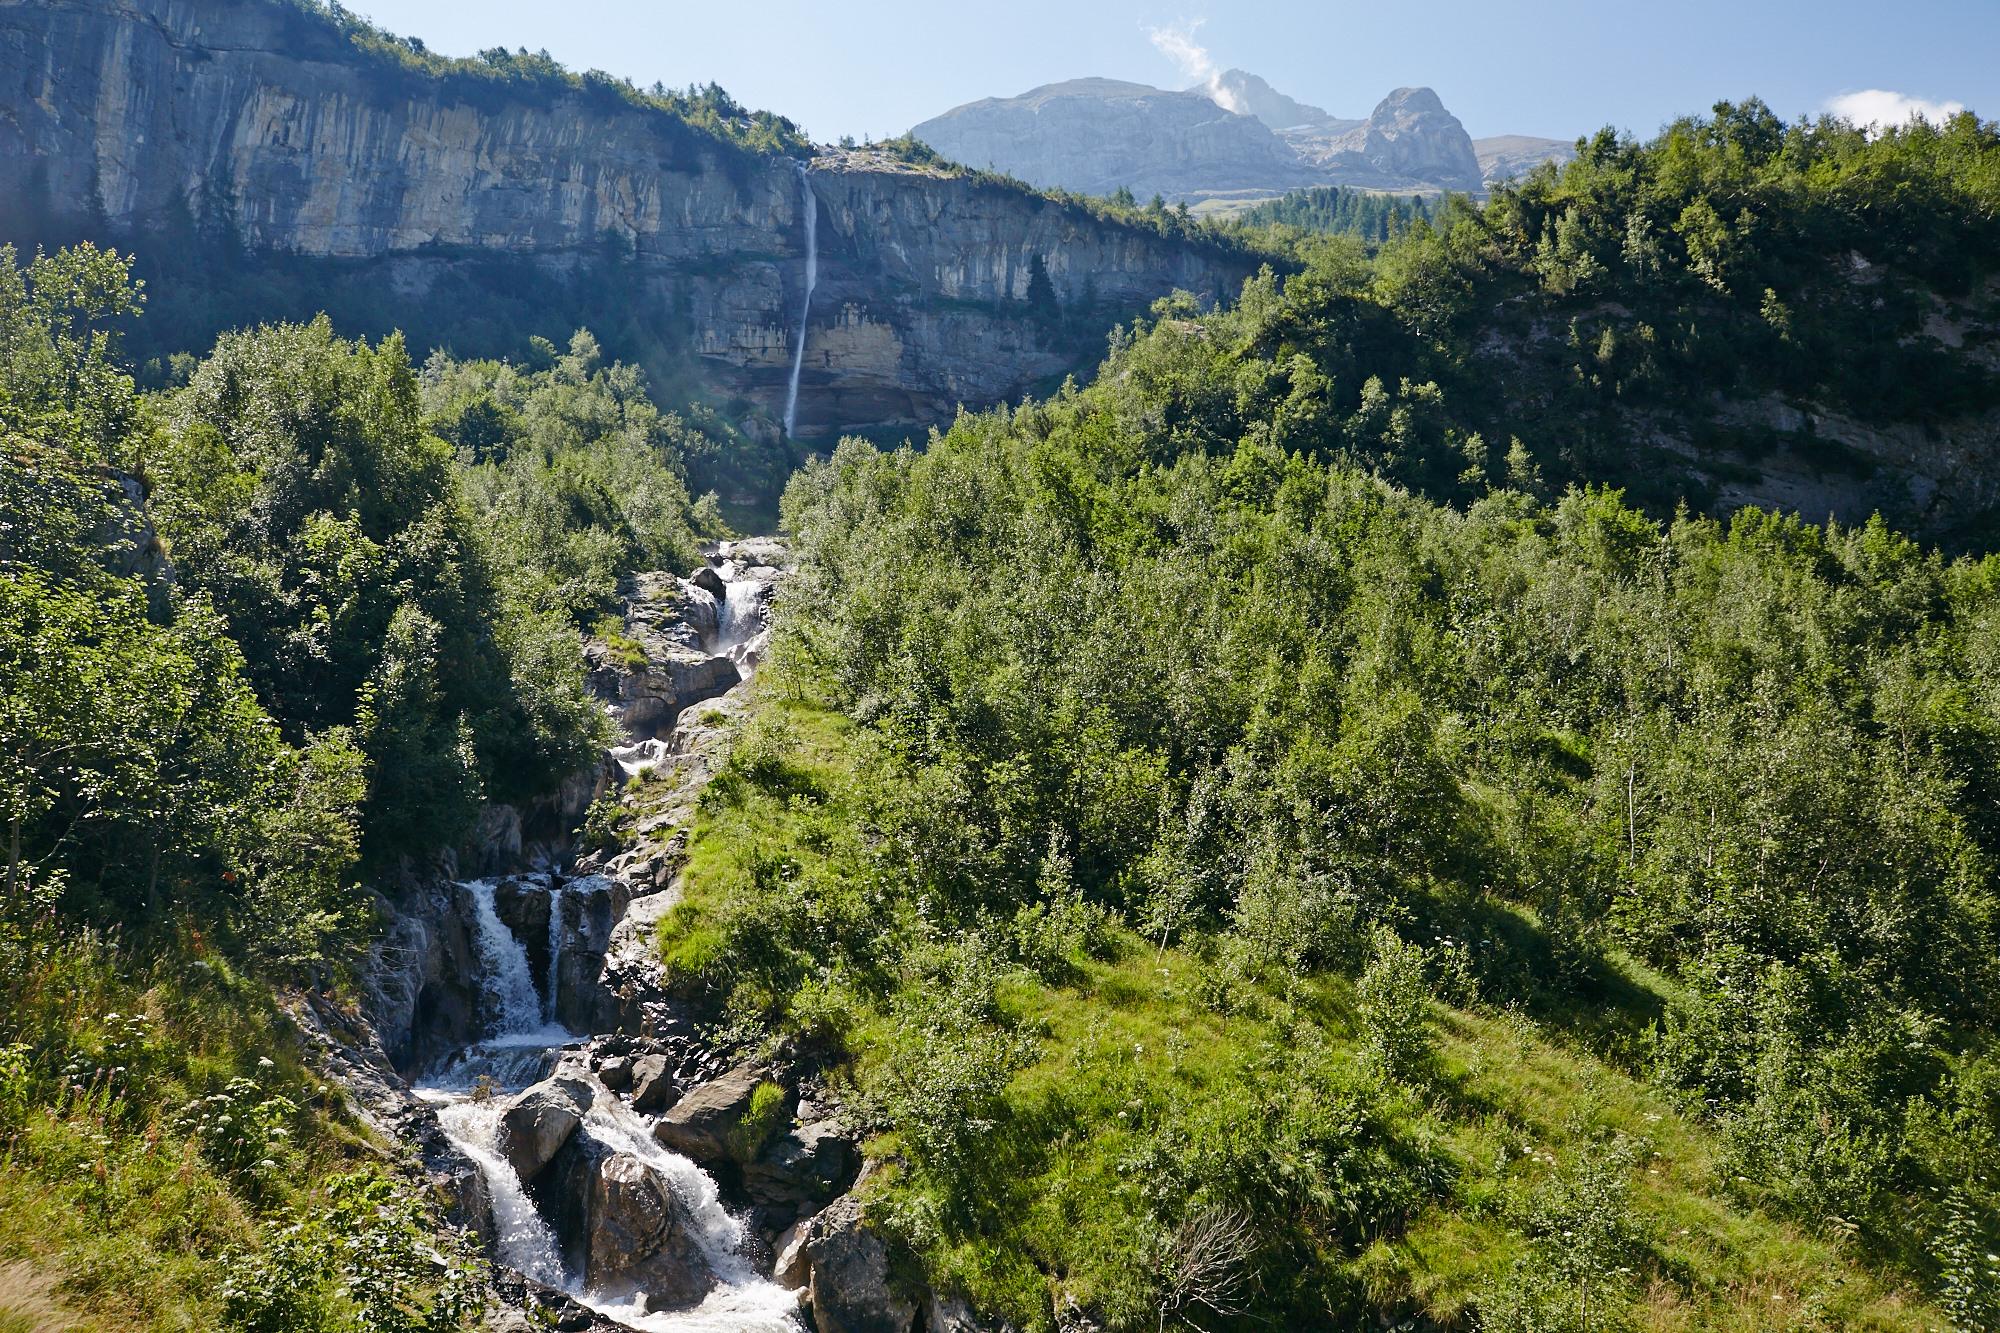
[{"left": 348, "top": 0, "right": 1998, "bottom": 143}]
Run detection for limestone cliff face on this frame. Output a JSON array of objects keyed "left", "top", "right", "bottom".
[{"left": 0, "top": 0, "right": 1257, "bottom": 436}]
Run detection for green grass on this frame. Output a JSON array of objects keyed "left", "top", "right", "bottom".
[
  {"left": 591, "top": 614, "right": 649, "bottom": 672},
  {"left": 662, "top": 681, "right": 1953, "bottom": 1332},
  {"left": 0, "top": 923, "right": 465, "bottom": 1332}
]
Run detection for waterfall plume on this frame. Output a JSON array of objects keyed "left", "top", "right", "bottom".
[{"left": 782, "top": 162, "right": 818, "bottom": 438}]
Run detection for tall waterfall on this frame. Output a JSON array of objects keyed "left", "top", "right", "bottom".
[{"left": 782, "top": 161, "right": 818, "bottom": 439}]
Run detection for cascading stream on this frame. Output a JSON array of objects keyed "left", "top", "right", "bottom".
[
  {"left": 433, "top": 1096, "right": 568, "bottom": 1286},
  {"left": 466, "top": 879, "right": 562, "bottom": 1043},
  {"left": 713, "top": 576, "right": 767, "bottom": 663},
  {"left": 781, "top": 162, "right": 817, "bottom": 439},
  {"left": 574, "top": 1102, "right": 802, "bottom": 1333},
  {"left": 418, "top": 876, "right": 799, "bottom": 1330}
]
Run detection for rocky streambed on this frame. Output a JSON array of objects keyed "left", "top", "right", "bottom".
[{"left": 295, "top": 540, "right": 958, "bottom": 1332}]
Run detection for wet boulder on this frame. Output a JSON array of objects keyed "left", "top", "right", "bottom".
[
  {"left": 691, "top": 565, "right": 728, "bottom": 599},
  {"left": 534, "top": 1130, "right": 716, "bottom": 1313},
  {"left": 586, "top": 1152, "right": 715, "bottom": 1309},
  {"left": 492, "top": 876, "right": 555, "bottom": 992},
  {"left": 550, "top": 875, "right": 632, "bottom": 1030},
  {"left": 499, "top": 1069, "right": 595, "bottom": 1184}
]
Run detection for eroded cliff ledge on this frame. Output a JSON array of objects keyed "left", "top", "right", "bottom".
[{"left": 0, "top": 0, "right": 1259, "bottom": 438}]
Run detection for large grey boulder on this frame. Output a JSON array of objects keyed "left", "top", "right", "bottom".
[
  {"left": 533, "top": 1130, "right": 717, "bottom": 1313},
  {"left": 745, "top": 1119, "right": 860, "bottom": 1206},
  {"left": 499, "top": 1070, "right": 595, "bottom": 1184},
  {"left": 629, "top": 1054, "right": 680, "bottom": 1114},
  {"left": 652, "top": 1064, "right": 778, "bottom": 1163},
  {"left": 796, "top": 1194, "right": 917, "bottom": 1333},
  {"left": 586, "top": 1152, "right": 715, "bottom": 1308}
]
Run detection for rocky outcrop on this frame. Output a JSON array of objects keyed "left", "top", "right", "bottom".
[
  {"left": 786, "top": 1194, "right": 918, "bottom": 1333},
  {"left": 0, "top": 0, "right": 1256, "bottom": 440},
  {"left": 652, "top": 1063, "right": 775, "bottom": 1163},
  {"left": 587, "top": 572, "right": 738, "bottom": 745},
  {"left": 744, "top": 1119, "right": 861, "bottom": 1208},
  {"left": 285, "top": 992, "right": 502, "bottom": 1257},
  {"left": 363, "top": 880, "right": 485, "bottom": 1072}
]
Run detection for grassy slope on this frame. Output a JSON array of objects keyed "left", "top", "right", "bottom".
[
  {"left": 0, "top": 925, "right": 430, "bottom": 1332},
  {"left": 660, "top": 685, "right": 1948, "bottom": 1332}
]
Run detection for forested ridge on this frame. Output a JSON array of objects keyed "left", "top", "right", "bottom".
[
  {"left": 1231, "top": 185, "right": 1439, "bottom": 244},
  {"left": 0, "top": 96, "right": 1997, "bottom": 1332}
]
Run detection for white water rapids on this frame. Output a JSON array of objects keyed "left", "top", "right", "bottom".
[
  {"left": 418, "top": 878, "right": 800, "bottom": 1331},
  {"left": 781, "top": 161, "right": 817, "bottom": 439}
]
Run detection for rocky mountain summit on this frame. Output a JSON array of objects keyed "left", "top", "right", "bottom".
[
  {"left": 1273, "top": 86, "right": 1486, "bottom": 192},
  {"left": 911, "top": 70, "right": 1573, "bottom": 203}
]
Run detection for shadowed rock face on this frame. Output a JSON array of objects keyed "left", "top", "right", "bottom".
[{"left": 0, "top": 0, "right": 1255, "bottom": 438}]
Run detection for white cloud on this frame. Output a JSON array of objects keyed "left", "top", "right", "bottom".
[
  {"left": 1146, "top": 20, "right": 1245, "bottom": 113},
  {"left": 1826, "top": 89, "right": 1967, "bottom": 132}
]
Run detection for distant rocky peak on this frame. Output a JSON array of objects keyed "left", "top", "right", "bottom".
[
  {"left": 1213, "top": 69, "right": 1338, "bottom": 130},
  {"left": 1374, "top": 86, "right": 1451, "bottom": 118}
]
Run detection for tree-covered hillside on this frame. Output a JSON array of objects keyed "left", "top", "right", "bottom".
[
  {"left": 1209, "top": 101, "right": 2000, "bottom": 542},
  {"left": 1233, "top": 185, "right": 1439, "bottom": 243},
  {"left": 652, "top": 102, "right": 2000, "bottom": 1332}
]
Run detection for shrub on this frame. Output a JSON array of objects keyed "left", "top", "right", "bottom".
[
  {"left": 727, "top": 1080, "right": 792, "bottom": 1164},
  {"left": 220, "top": 1173, "right": 482, "bottom": 1333},
  {"left": 1357, "top": 928, "right": 1437, "bottom": 1081}
]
